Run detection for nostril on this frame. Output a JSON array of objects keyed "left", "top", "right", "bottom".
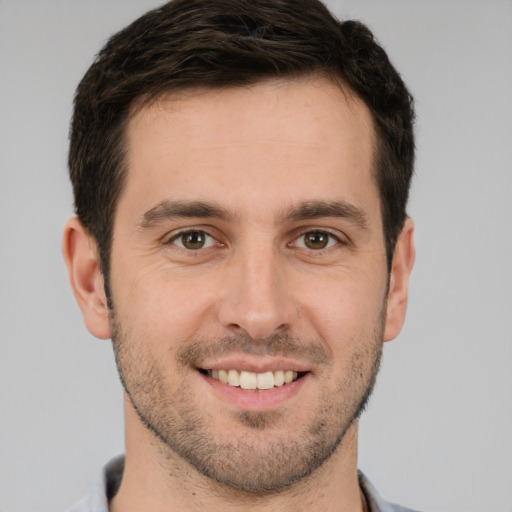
[{"left": 225, "top": 323, "right": 291, "bottom": 342}]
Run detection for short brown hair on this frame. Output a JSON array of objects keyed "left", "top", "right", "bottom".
[{"left": 69, "top": 0, "right": 415, "bottom": 292}]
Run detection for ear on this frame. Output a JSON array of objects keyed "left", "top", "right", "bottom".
[
  {"left": 383, "top": 218, "right": 415, "bottom": 342},
  {"left": 62, "top": 217, "right": 111, "bottom": 340}
]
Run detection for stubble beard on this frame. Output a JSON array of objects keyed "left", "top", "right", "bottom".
[{"left": 110, "top": 311, "right": 384, "bottom": 494}]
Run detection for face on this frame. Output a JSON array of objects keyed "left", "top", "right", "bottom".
[{"left": 109, "top": 77, "right": 390, "bottom": 491}]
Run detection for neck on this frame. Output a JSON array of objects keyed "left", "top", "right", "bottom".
[{"left": 110, "top": 396, "right": 365, "bottom": 512}]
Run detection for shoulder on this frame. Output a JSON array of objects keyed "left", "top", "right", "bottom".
[
  {"left": 358, "top": 470, "right": 421, "bottom": 512},
  {"left": 66, "top": 455, "right": 124, "bottom": 512}
]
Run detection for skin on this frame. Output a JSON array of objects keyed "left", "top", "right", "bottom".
[{"left": 63, "top": 76, "right": 415, "bottom": 512}]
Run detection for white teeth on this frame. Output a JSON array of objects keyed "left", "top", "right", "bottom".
[
  {"left": 284, "top": 370, "right": 296, "bottom": 384},
  {"left": 239, "top": 370, "right": 257, "bottom": 390},
  {"left": 256, "top": 371, "right": 274, "bottom": 390},
  {"left": 209, "top": 369, "right": 301, "bottom": 389},
  {"left": 273, "top": 370, "right": 285, "bottom": 387},
  {"left": 228, "top": 369, "right": 240, "bottom": 387}
]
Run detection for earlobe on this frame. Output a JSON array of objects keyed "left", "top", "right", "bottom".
[
  {"left": 62, "top": 217, "right": 112, "bottom": 340},
  {"left": 383, "top": 218, "right": 415, "bottom": 342}
]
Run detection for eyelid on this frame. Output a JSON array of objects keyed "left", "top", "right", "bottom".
[
  {"left": 161, "top": 226, "right": 347, "bottom": 251},
  {"left": 164, "top": 228, "right": 218, "bottom": 250},
  {"left": 288, "top": 228, "right": 347, "bottom": 250}
]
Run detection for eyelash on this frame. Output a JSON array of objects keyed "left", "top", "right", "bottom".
[
  {"left": 166, "top": 229, "right": 218, "bottom": 251},
  {"left": 165, "top": 228, "right": 344, "bottom": 252},
  {"left": 289, "top": 230, "right": 343, "bottom": 251}
]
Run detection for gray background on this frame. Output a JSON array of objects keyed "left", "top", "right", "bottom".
[{"left": 1, "top": 1, "right": 511, "bottom": 510}]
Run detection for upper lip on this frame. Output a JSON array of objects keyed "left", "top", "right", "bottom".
[{"left": 197, "top": 357, "right": 313, "bottom": 374}]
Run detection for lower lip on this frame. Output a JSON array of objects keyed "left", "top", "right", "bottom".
[{"left": 200, "top": 372, "right": 310, "bottom": 411}]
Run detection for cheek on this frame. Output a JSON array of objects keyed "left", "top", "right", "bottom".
[
  {"left": 297, "top": 268, "right": 387, "bottom": 346},
  {"left": 115, "top": 269, "right": 220, "bottom": 344}
]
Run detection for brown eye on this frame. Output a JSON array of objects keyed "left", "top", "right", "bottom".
[
  {"left": 303, "top": 232, "right": 330, "bottom": 250},
  {"left": 172, "top": 230, "right": 214, "bottom": 250},
  {"left": 292, "top": 231, "right": 339, "bottom": 251}
]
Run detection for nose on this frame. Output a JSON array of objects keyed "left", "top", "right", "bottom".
[{"left": 217, "top": 244, "right": 298, "bottom": 341}]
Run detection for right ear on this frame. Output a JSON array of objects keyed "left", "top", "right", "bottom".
[{"left": 62, "top": 217, "right": 111, "bottom": 339}]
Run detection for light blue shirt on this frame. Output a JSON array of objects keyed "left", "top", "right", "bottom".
[{"left": 68, "top": 455, "right": 419, "bottom": 512}]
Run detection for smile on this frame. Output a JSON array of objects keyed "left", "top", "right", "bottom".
[{"left": 206, "top": 369, "right": 302, "bottom": 390}]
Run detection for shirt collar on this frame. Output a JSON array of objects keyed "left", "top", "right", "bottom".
[{"left": 68, "top": 456, "right": 416, "bottom": 512}]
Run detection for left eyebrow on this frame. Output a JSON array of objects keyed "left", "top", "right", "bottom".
[
  {"left": 282, "top": 200, "right": 369, "bottom": 230},
  {"left": 138, "top": 200, "right": 236, "bottom": 229}
]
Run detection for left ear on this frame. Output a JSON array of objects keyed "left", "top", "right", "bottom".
[{"left": 383, "top": 217, "right": 415, "bottom": 342}]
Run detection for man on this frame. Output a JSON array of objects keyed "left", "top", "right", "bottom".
[{"left": 62, "top": 0, "right": 416, "bottom": 510}]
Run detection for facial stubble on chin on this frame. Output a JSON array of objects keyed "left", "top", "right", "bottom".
[{"left": 109, "top": 310, "right": 384, "bottom": 494}]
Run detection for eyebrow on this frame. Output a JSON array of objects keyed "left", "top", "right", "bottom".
[
  {"left": 282, "top": 200, "right": 369, "bottom": 230},
  {"left": 138, "top": 199, "right": 369, "bottom": 230},
  {"left": 139, "top": 200, "right": 235, "bottom": 228}
]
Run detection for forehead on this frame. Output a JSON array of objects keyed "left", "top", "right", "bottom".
[{"left": 122, "top": 77, "right": 378, "bottom": 223}]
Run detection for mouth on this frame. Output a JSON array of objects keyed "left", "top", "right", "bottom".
[{"left": 199, "top": 368, "right": 307, "bottom": 390}]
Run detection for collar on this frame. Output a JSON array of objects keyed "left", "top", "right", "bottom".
[{"left": 68, "top": 456, "right": 418, "bottom": 512}]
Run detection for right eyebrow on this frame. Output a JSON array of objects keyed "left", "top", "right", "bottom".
[{"left": 138, "top": 200, "right": 236, "bottom": 229}]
